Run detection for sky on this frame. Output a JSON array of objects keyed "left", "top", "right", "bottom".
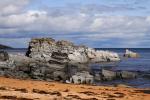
[{"left": 0, "top": 0, "right": 150, "bottom": 48}]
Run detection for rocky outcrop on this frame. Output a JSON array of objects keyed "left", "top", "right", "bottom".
[
  {"left": 26, "top": 38, "right": 120, "bottom": 63},
  {"left": 0, "top": 52, "right": 138, "bottom": 85},
  {"left": 102, "top": 69, "right": 116, "bottom": 81},
  {"left": 119, "top": 71, "right": 137, "bottom": 79},
  {"left": 124, "top": 49, "right": 140, "bottom": 58},
  {"left": 0, "top": 44, "right": 12, "bottom": 49},
  {"left": 87, "top": 48, "right": 120, "bottom": 62},
  {"left": 94, "top": 69, "right": 138, "bottom": 81}
]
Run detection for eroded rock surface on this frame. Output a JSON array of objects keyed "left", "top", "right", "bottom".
[
  {"left": 124, "top": 49, "right": 140, "bottom": 58},
  {"left": 69, "top": 71, "right": 94, "bottom": 84},
  {"left": 26, "top": 38, "right": 120, "bottom": 63}
]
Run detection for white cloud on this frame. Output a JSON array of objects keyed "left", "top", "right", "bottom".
[
  {"left": 0, "top": 0, "right": 150, "bottom": 47},
  {"left": 0, "top": 0, "right": 30, "bottom": 15}
]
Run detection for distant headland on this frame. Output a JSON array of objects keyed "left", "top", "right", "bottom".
[{"left": 0, "top": 44, "right": 12, "bottom": 49}]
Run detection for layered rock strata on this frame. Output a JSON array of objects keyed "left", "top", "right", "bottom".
[{"left": 26, "top": 38, "right": 120, "bottom": 63}]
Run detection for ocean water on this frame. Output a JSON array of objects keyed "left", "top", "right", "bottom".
[
  {"left": 93, "top": 48, "right": 150, "bottom": 88},
  {"left": 1, "top": 48, "right": 150, "bottom": 88}
]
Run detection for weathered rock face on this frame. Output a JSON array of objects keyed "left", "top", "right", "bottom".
[
  {"left": 93, "top": 69, "right": 138, "bottom": 81},
  {"left": 69, "top": 71, "right": 94, "bottom": 84},
  {"left": 124, "top": 49, "right": 140, "bottom": 58},
  {"left": 102, "top": 69, "right": 117, "bottom": 81},
  {"left": 0, "top": 51, "right": 9, "bottom": 61},
  {"left": 0, "top": 51, "right": 138, "bottom": 84},
  {"left": 87, "top": 48, "right": 120, "bottom": 62},
  {"left": 119, "top": 71, "right": 137, "bottom": 79},
  {"left": 26, "top": 38, "right": 120, "bottom": 63}
]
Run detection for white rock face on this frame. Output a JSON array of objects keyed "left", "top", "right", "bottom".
[
  {"left": 124, "top": 49, "right": 139, "bottom": 58},
  {"left": 70, "top": 71, "right": 94, "bottom": 84},
  {"left": 87, "top": 48, "right": 120, "bottom": 62},
  {"left": 68, "top": 50, "right": 88, "bottom": 63},
  {"left": 26, "top": 38, "right": 120, "bottom": 63}
]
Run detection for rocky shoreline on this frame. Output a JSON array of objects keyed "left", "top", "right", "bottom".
[{"left": 0, "top": 38, "right": 144, "bottom": 85}]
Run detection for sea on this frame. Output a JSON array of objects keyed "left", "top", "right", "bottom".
[{"left": 1, "top": 48, "right": 150, "bottom": 88}]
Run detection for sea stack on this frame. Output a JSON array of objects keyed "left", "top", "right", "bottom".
[
  {"left": 124, "top": 49, "right": 140, "bottom": 58},
  {"left": 26, "top": 37, "right": 120, "bottom": 63}
]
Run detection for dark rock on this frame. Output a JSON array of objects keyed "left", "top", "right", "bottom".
[
  {"left": 48, "top": 59, "right": 66, "bottom": 64},
  {"left": 142, "top": 74, "right": 150, "bottom": 79},
  {"left": 51, "top": 52, "right": 68, "bottom": 60},
  {"left": 53, "top": 71, "right": 66, "bottom": 81},
  {"left": 102, "top": 69, "right": 117, "bottom": 81},
  {"left": 0, "top": 51, "right": 9, "bottom": 61},
  {"left": 120, "top": 71, "right": 137, "bottom": 79},
  {"left": 0, "top": 44, "right": 12, "bottom": 49},
  {"left": 66, "top": 63, "right": 90, "bottom": 78}
]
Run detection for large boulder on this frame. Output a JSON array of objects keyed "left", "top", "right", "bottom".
[
  {"left": 102, "top": 69, "right": 117, "bottom": 81},
  {"left": 26, "top": 38, "right": 120, "bottom": 63},
  {"left": 124, "top": 49, "right": 140, "bottom": 58},
  {"left": 87, "top": 48, "right": 120, "bottom": 62},
  {"left": 0, "top": 51, "right": 9, "bottom": 61},
  {"left": 70, "top": 71, "right": 94, "bottom": 84},
  {"left": 119, "top": 71, "right": 137, "bottom": 79}
]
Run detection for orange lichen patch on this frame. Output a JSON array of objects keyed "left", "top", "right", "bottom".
[{"left": 0, "top": 76, "right": 149, "bottom": 100}]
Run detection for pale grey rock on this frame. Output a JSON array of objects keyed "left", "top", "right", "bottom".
[
  {"left": 26, "top": 38, "right": 120, "bottom": 63},
  {"left": 102, "top": 69, "right": 117, "bottom": 81},
  {"left": 124, "top": 49, "right": 140, "bottom": 58},
  {"left": 87, "top": 48, "right": 120, "bottom": 62},
  {"left": 70, "top": 71, "right": 94, "bottom": 84},
  {"left": 68, "top": 50, "right": 88, "bottom": 63}
]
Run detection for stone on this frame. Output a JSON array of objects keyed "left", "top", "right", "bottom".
[
  {"left": 0, "top": 51, "right": 9, "bottom": 61},
  {"left": 85, "top": 74, "right": 94, "bottom": 84},
  {"left": 124, "top": 49, "right": 140, "bottom": 58},
  {"left": 94, "top": 73, "right": 102, "bottom": 81},
  {"left": 120, "top": 71, "right": 137, "bottom": 79},
  {"left": 53, "top": 71, "right": 66, "bottom": 81},
  {"left": 102, "top": 69, "right": 117, "bottom": 81},
  {"left": 70, "top": 71, "right": 94, "bottom": 84},
  {"left": 87, "top": 48, "right": 120, "bottom": 62}
]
